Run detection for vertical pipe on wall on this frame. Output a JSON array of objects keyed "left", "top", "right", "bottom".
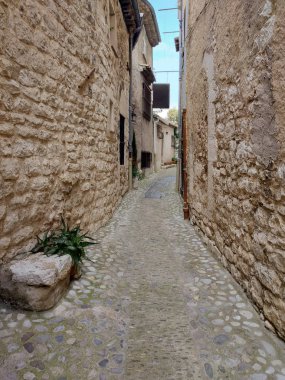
[
  {"left": 177, "top": 0, "right": 183, "bottom": 193},
  {"left": 182, "top": 108, "right": 189, "bottom": 219},
  {"left": 128, "top": 34, "right": 133, "bottom": 190}
]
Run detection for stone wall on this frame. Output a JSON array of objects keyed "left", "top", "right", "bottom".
[
  {"left": 0, "top": 0, "right": 130, "bottom": 263},
  {"left": 186, "top": 0, "right": 285, "bottom": 339}
]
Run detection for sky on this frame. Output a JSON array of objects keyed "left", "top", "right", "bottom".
[{"left": 149, "top": 0, "right": 179, "bottom": 113}]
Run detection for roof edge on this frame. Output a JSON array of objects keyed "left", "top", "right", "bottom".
[
  {"left": 154, "top": 113, "right": 176, "bottom": 127},
  {"left": 141, "top": 0, "right": 161, "bottom": 46},
  {"left": 119, "top": 0, "right": 141, "bottom": 33}
]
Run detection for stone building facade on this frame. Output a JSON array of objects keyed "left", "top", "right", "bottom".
[
  {"left": 153, "top": 115, "right": 176, "bottom": 171},
  {"left": 0, "top": 0, "right": 140, "bottom": 263},
  {"left": 131, "top": 0, "right": 160, "bottom": 176},
  {"left": 182, "top": 0, "right": 285, "bottom": 339}
]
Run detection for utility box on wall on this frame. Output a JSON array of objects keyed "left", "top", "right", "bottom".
[{"left": 153, "top": 84, "right": 170, "bottom": 109}]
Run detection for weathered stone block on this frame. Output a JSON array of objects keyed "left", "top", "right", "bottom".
[
  {"left": 0, "top": 205, "right": 6, "bottom": 220},
  {"left": 0, "top": 253, "right": 72, "bottom": 311},
  {"left": 224, "top": 246, "right": 237, "bottom": 264},
  {"left": 3, "top": 212, "right": 19, "bottom": 234},
  {"left": 11, "top": 226, "right": 34, "bottom": 245},
  {"left": 0, "top": 123, "right": 14, "bottom": 136},
  {"left": 0, "top": 238, "right": 10, "bottom": 253},
  {"left": 254, "top": 262, "right": 282, "bottom": 296},
  {"left": 0, "top": 158, "right": 20, "bottom": 180},
  {"left": 249, "top": 277, "right": 264, "bottom": 308},
  {"left": 269, "top": 251, "right": 285, "bottom": 274},
  {"left": 264, "top": 300, "right": 285, "bottom": 338}
]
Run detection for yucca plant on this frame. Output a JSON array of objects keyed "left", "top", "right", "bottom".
[{"left": 31, "top": 218, "right": 97, "bottom": 270}]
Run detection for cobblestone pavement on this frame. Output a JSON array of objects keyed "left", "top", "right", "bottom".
[{"left": 0, "top": 168, "right": 285, "bottom": 380}]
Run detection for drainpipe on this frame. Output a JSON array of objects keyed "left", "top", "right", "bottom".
[
  {"left": 177, "top": 1, "right": 189, "bottom": 219},
  {"left": 128, "top": 26, "right": 142, "bottom": 191},
  {"left": 182, "top": 109, "right": 189, "bottom": 219},
  {"left": 126, "top": 0, "right": 141, "bottom": 190},
  {"left": 177, "top": 2, "right": 183, "bottom": 193},
  {"left": 128, "top": 34, "right": 133, "bottom": 190},
  {"left": 153, "top": 115, "right": 158, "bottom": 172}
]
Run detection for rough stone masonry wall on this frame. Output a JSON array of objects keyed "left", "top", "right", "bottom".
[
  {"left": 0, "top": 0, "right": 130, "bottom": 263},
  {"left": 186, "top": 0, "right": 285, "bottom": 339}
]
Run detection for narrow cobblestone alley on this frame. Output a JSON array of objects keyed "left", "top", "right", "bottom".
[{"left": 1, "top": 168, "right": 285, "bottom": 380}]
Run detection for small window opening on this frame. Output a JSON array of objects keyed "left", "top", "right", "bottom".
[
  {"left": 142, "top": 82, "right": 151, "bottom": 121},
  {"left": 119, "top": 114, "right": 125, "bottom": 165}
]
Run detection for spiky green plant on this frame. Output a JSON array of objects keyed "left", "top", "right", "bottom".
[{"left": 31, "top": 218, "right": 97, "bottom": 268}]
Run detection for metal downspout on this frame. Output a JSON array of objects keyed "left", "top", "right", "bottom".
[
  {"left": 128, "top": 34, "right": 133, "bottom": 190},
  {"left": 177, "top": 3, "right": 183, "bottom": 193}
]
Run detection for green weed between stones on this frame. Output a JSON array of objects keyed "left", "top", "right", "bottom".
[{"left": 31, "top": 217, "right": 97, "bottom": 268}]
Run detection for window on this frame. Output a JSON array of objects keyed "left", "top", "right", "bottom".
[
  {"left": 171, "top": 135, "right": 175, "bottom": 147},
  {"left": 119, "top": 114, "right": 125, "bottom": 165},
  {"left": 141, "top": 151, "right": 152, "bottom": 169},
  {"left": 142, "top": 82, "right": 151, "bottom": 121},
  {"left": 109, "top": 1, "right": 117, "bottom": 52}
]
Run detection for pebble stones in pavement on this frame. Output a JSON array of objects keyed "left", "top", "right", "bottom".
[{"left": 0, "top": 168, "right": 285, "bottom": 379}]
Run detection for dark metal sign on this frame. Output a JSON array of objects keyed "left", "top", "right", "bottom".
[{"left": 153, "top": 84, "right": 170, "bottom": 109}]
